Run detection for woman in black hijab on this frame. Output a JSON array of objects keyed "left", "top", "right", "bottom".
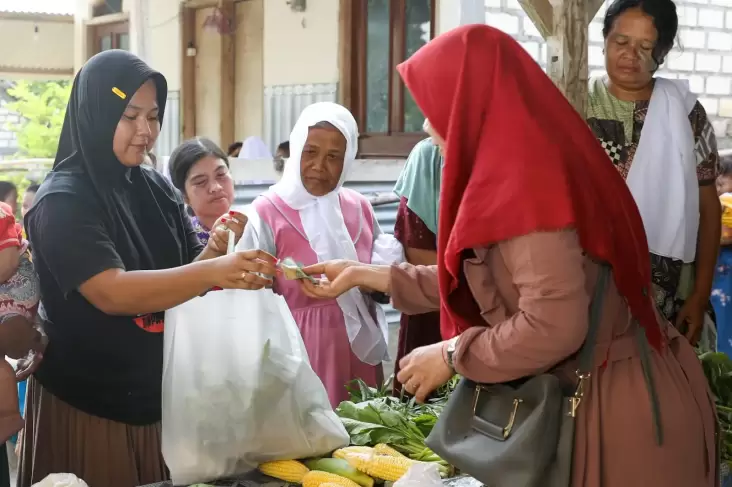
[{"left": 18, "top": 50, "right": 276, "bottom": 487}]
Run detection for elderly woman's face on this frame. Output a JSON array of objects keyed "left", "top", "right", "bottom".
[
  {"left": 184, "top": 155, "right": 235, "bottom": 221},
  {"left": 300, "top": 125, "right": 347, "bottom": 197},
  {"left": 604, "top": 7, "right": 659, "bottom": 91},
  {"left": 113, "top": 80, "right": 161, "bottom": 167}
]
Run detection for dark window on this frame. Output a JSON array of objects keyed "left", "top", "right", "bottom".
[
  {"left": 343, "top": 0, "right": 435, "bottom": 158},
  {"left": 92, "top": 0, "right": 123, "bottom": 17}
]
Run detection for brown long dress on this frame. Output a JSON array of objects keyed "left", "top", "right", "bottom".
[
  {"left": 392, "top": 198, "right": 442, "bottom": 396},
  {"left": 390, "top": 230, "right": 717, "bottom": 486},
  {"left": 18, "top": 378, "right": 167, "bottom": 487}
]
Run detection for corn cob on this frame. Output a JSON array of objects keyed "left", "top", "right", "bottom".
[
  {"left": 373, "top": 444, "right": 405, "bottom": 457},
  {"left": 302, "top": 471, "right": 361, "bottom": 487},
  {"left": 304, "top": 458, "right": 374, "bottom": 487},
  {"left": 333, "top": 446, "right": 374, "bottom": 459},
  {"left": 320, "top": 483, "right": 346, "bottom": 487},
  {"left": 343, "top": 452, "right": 415, "bottom": 482},
  {"left": 258, "top": 459, "right": 310, "bottom": 483}
]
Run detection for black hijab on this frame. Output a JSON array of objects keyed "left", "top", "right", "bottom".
[{"left": 28, "top": 50, "right": 194, "bottom": 272}]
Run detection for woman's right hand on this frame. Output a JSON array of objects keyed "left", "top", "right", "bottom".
[{"left": 208, "top": 249, "right": 277, "bottom": 290}]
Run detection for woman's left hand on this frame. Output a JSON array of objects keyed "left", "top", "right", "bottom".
[
  {"left": 207, "top": 211, "right": 248, "bottom": 255},
  {"left": 675, "top": 292, "right": 707, "bottom": 345},
  {"left": 397, "top": 342, "right": 454, "bottom": 403},
  {"left": 299, "top": 264, "right": 360, "bottom": 299}
]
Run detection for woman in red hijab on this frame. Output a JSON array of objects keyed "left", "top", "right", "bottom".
[{"left": 301, "top": 24, "right": 716, "bottom": 486}]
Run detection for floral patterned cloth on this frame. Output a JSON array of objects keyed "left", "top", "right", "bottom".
[
  {"left": 712, "top": 248, "right": 732, "bottom": 355},
  {"left": 0, "top": 203, "right": 39, "bottom": 322},
  {"left": 190, "top": 215, "right": 211, "bottom": 246},
  {"left": 587, "top": 76, "right": 720, "bottom": 321},
  {"left": 391, "top": 198, "right": 442, "bottom": 396}
]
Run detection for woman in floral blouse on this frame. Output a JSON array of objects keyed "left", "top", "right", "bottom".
[
  {"left": 168, "top": 137, "right": 238, "bottom": 245},
  {"left": 587, "top": 0, "right": 721, "bottom": 345}
]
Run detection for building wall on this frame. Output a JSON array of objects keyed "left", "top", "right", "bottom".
[
  {"left": 0, "top": 102, "right": 19, "bottom": 160},
  {"left": 0, "top": 17, "right": 74, "bottom": 76},
  {"left": 262, "top": 0, "right": 340, "bottom": 86},
  {"left": 485, "top": 0, "right": 732, "bottom": 148},
  {"left": 235, "top": 0, "right": 265, "bottom": 143}
]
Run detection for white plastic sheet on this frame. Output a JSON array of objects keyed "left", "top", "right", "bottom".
[
  {"left": 31, "top": 474, "right": 89, "bottom": 487},
  {"left": 162, "top": 287, "right": 349, "bottom": 485},
  {"left": 394, "top": 463, "right": 443, "bottom": 487}
]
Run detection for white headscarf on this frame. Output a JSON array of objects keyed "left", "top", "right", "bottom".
[
  {"left": 271, "top": 102, "right": 389, "bottom": 365},
  {"left": 627, "top": 77, "right": 698, "bottom": 263},
  {"left": 240, "top": 136, "right": 273, "bottom": 160}
]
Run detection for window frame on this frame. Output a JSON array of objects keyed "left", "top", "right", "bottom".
[
  {"left": 92, "top": 21, "right": 129, "bottom": 55},
  {"left": 339, "top": 0, "right": 436, "bottom": 159}
]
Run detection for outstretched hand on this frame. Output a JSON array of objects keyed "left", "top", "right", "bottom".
[{"left": 299, "top": 260, "right": 360, "bottom": 299}]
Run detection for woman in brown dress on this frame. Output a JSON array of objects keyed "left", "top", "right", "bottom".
[
  {"left": 300, "top": 24, "right": 717, "bottom": 487},
  {"left": 588, "top": 0, "right": 721, "bottom": 345},
  {"left": 391, "top": 137, "right": 442, "bottom": 395}
]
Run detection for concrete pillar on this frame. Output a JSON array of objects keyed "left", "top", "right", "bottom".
[{"left": 437, "top": 0, "right": 485, "bottom": 35}]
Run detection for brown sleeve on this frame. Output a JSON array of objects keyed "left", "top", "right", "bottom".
[
  {"left": 389, "top": 263, "right": 440, "bottom": 315},
  {"left": 453, "top": 231, "right": 590, "bottom": 383}
]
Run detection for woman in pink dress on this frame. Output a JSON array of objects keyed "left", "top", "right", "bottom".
[
  {"left": 241, "top": 102, "right": 403, "bottom": 407},
  {"left": 299, "top": 25, "right": 717, "bottom": 486}
]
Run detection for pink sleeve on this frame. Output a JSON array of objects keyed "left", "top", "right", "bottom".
[
  {"left": 389, "top": 263, "right": 440, "bottom": 315},
  {"left": 453, "top": 231, "right": 590, "bottom": 383}
]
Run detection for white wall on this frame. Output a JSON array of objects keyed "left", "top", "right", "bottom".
[
  {"left": 146, "top": 0, "right": 180, "bottom": 91},
  {"left": 0, "top": 17, "right": 74, "bottom": 74},
  {"left": 262, "top": 0, "right": 340, "bottom": 86}
]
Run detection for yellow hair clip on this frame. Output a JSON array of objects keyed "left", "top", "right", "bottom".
[{"left": 111, "top": 87, "right": 127, "bottom": 100}]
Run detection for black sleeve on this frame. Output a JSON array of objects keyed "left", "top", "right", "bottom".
[
  {"left": 180, "top": 202, "right": 205, "bottom": 261},
  {"left": 27, "top": 194, "right": 125, "bottom": 295}
]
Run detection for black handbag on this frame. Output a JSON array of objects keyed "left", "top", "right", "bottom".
[{"left": 425, "top": 265, "right": 611, "bottom": 487}]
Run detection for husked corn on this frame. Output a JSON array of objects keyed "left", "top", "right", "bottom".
[
  {"left": 333, "top": 446, "right": 374, "bottom": 459},
  {"left": 320, "top": 483, "right": 346, "bottom": 487},
  {"left": 344, "top": 452, "right": 415, "bottom": 482},
  {"left": 258, "top": 460, "right": 309, "bottom": 483},
  {"left": 373, "top": 444, "right": 405, "bottom": 457},
  {"left": 303, "top": 471, "right": 361, "bottom": 487}
]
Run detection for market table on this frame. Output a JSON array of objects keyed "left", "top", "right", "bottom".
[{"left": 138, "top": 473, "right": 485, "bottom": 487}]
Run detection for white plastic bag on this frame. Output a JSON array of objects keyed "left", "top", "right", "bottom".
[
  {"left": 31, "top": 474, "right": 89, "bottom": 487},
  {"left": 393, "top": 463, "right": 443, "bottom": 487},
  {"left": 162, "top": 287, "right": 349, "bottom": 485}
]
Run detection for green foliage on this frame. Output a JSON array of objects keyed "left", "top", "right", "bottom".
[{"left": 5, "top": 81, "right": 71, "bottom": 159}]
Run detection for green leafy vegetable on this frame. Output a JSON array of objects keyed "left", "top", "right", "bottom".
[{"left": 699, "top": 351, "right": 732, "bottom": 468}]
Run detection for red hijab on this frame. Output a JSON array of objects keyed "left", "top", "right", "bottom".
[{"left": 396, "top": 25, "right": 663, "bottom": 350}]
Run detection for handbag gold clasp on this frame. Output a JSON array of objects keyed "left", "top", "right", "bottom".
[
  {"left": 472, "top": 386, "right": 523, "bottom": 439},
  {"left": 569, "top": 370, "right": 591, "bottom": 418},
  {"left": 502, "top": 398, "right": 522, "bottom": 439}
]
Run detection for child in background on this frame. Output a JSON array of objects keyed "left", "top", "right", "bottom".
[
  {"left": 0, "top": 201, "right": 42, "bottom": 487},
  {"left": 712, "top": 156, "right": 732, "bottom": 355}
]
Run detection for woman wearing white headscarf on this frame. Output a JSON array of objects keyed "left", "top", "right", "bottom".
[
  {"left": 239, "top": 136, "right": 273, "bottom": 160},
  {"left": 240, "top": 102, "right": 403, "bottom": 406}
]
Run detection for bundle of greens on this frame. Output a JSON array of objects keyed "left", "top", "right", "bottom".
[
  {"left": 336, "top": 377, "right": 460, "bottom": 475},
  {"left": 699, "top": 351, "right": 732, "bottom": 468}
]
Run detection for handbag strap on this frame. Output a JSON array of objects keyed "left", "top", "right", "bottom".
[
  {"left": 575, "top": 264, "right": 611, "bottom": 377},
  {"left": 571, "top": 264, "right": 663, "bottom": 445}
]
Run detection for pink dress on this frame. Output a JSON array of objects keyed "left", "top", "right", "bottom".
[{"left": 251, "top": 189, "right": 384, "bottom": 407}]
